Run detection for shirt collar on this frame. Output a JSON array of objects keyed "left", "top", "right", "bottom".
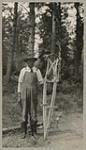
[
  {"left": 26, "top": 66, "right": 31, "bottom": 72},
  {"left": 25, "top": 66, "right": 38, "bottom": 72}
]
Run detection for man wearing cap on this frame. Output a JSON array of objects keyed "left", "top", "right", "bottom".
[{"left": 17, "top": 55, "right": 43, "bottom": 138}]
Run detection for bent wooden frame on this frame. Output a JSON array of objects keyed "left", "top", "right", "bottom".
[{"left": 43, "top": 53, "right": 61, "bottom": 140}]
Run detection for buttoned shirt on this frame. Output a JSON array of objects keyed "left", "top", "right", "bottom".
[{"left": 18, "top": 66, "right": 43, "bottom": 93}]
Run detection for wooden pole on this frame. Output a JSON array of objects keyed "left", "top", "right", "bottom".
[
  {"left": 43, "top": 80, "right": 47, "bottom": 140},
  {"left": 45, "top": 82, "right": 57, "bottom": 139},
  {"left": 43, "top": 60, "right": 49, "bottom": 140}
]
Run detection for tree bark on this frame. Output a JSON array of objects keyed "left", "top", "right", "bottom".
[
  {"left": 51, "top": 3, "right": 56, "bottom": 55},
  {"left": 74, "top": 3, "right": 83, "bottom": 78},
  {"left": 5, "top": 2, "right": 18, "bottom": 82},
  {"left": 28, "top": 3, "right": 35, "bottom": 56}
]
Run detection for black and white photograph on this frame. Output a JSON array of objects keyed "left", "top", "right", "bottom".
[{"left": 2, "top": 1, "right": 84, "bottom": 149}]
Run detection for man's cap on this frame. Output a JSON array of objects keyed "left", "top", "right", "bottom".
[{"left": 23, "top": 54, "right": 37, "bottom": 62}]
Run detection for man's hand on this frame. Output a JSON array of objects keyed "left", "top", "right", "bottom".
[
  {"left": 17, "top": 92, "right": 22, "bottom": 109},
  {"left": 17, "top": 92, "right": 21, "bottom": 103}
]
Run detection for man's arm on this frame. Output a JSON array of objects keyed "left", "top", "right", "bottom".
[
  {"left": 17, "top": 68, "right": 25, "bottom": 102},
  {"left": 36, "top": 69, "right": 44, "bottom": 85}
]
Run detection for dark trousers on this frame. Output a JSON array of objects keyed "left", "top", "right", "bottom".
[{"left": 21, "top": 88, "right": 38, "bottom": 136}]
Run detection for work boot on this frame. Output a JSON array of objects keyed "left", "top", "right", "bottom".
[
  {"left": 30, "top": 120, "right": 34, "bottom": 136},
  {"left": 34, "top": 120, "right": 37, "bottom": 134},
  {"left": 21, "top": 121, "right": 27, "bottom": 138}
]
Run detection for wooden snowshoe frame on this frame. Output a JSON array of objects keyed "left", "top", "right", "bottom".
[{"left": 43, "top": 49, "right": 61, "bottom": 140}]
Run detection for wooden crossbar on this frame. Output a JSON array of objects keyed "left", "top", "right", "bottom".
[
  {"left": 46, "top": 106, "right": 58, "bottom": 109},
  {"left": 46, "top": 58, "right": 57, "bottom": 75},
  {"left": 42, "top": 104, "right": 58, "bottom": 109}
]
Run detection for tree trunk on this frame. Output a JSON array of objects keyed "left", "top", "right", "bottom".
[
  {"left": 28, "top": 3, "right": 35, "bottom": 56},
  {"left": 5, "top": 2, "right": 18, "bottom": 82},
  {"left": 51, "top": 3, "right": 56, "bottom": 55},
  {"left": 74, "top": 3, "right": 83, "bottom": 78}
]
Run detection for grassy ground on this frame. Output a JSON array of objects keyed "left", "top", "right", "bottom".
[
  {"left": 2, "top": 80, "right": 83, "bottom": 148},
  {"left": 2, "top": 80, "right": 83, "bottom": 128}
]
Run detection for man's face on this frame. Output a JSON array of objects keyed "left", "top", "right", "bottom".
[
  {"left": 34, "top": 59, "right": 40, "bottom": 68},
  {"left": 22, "top": 61, "right": 28, "bottom": 67},
  {"left": 27, "top": 59, "right": 34, "bottom": 68}
]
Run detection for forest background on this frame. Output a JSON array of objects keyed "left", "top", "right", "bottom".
[{"left": 2, "top": 2, "right": 83, "bottom": 129}]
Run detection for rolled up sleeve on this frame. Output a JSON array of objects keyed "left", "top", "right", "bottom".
[
  {"left": 18, "top": 68, "right": 25, "bottom": 93},
  {"left": 36, "top": 69, "right": 43, "bottom": 84}
]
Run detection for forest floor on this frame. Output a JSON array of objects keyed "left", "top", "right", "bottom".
[
  {"left": 2, "top": 81, "right": 83, "bottom": 149},
  {"left": 2, "top": 112, "right": 83, "bottom": 149}
]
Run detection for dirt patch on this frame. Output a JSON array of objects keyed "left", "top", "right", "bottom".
[{"left": 2, "top": 112, "right": 83, "bottom": 149}]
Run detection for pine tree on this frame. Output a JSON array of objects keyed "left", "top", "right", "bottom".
[
  {"left": 27, "top": 3, "right": 35, "bottom": 55},
  {"left": 5, "top": 2, "right": 18, "bottom": 82},
  {"left": 74, "top": 3, "right": 83, "bottom": 80}
]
